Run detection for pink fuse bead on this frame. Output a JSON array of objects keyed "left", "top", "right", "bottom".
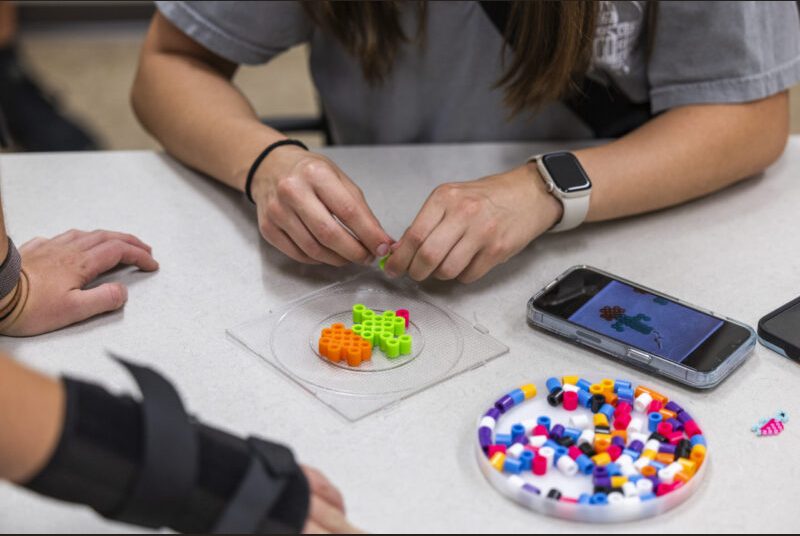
[
  {"left": 614, "top": 402, "right": 632, "bottom": 418},
  {"left": 396, "top": 309, "right": 410, "bottom": 328},
  {"left": 648, "top": 400, "right": 664, "bottom": 413},
  {"left": 532, "top": 425, "right": 549, "bottom": 437},
  {"left": 533, "top": 455, "right": 548, "bottom": 475},
  {"left": 563, "top": 390, "right": 578, "bottom": 411},
  {"left": 614, "top": 412, "right": 632, "bottom": 430},
  {"left": 684, "top": 420, "right": 703, "bottom": 438},
  {"left": 568, "top": 446, "right": 583, "bottom": 460},
  {"left": 657, "top": 422, "right": 674, "bottom": 436}
]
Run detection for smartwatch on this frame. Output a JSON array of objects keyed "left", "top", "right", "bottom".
[{"left": 527, "top": 151, "right": 592, "bottom": 233}]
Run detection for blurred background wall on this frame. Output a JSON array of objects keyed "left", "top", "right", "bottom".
[{"left": 4, "top": 0, "right": 800, "bottom": 152}]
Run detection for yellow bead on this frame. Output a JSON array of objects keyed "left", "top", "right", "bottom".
[
  {"left": 594, "top": 413, "right": 609, "bottom": 428},
  {"left": 678, "top": 458, "right": 697, "bottom": 476},
  {"left": 601, "top": 378, "right": 615, "bottom": 393},
  {"left": 594, "top": 435, "right": 611, "bottom": 453},
  {"left": 690, "top": 444, "right": 706, "bottom": 467},
  {"left": 591, "top": 452, "right": 612, "bottom": 466},
  {"left": 589, "top": 384, "right": 604, "bottom": 396},
  {"left": 611, "top": 476, "right": 627, "bottom": 488},
  {"left": 561, "top": 375, "right": 580, "bottom": 386},
  {"left": 521, "top": 384, "right": 537, "bottom": 399},
  {"left": 641, "top": 449, "right": 657, "bottom": 460},
  {"left": 490, "top": 452, "right": 506, "bottom": 472}
]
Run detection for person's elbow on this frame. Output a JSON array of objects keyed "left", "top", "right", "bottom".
[{"left": 745, "top": 91, "right": 790, "bottom": 174}]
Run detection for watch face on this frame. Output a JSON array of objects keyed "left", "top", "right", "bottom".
[{"left": 542, "top": 152, "right": 592, "bottom": 193}]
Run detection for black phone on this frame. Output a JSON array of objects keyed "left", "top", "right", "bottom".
[
  {"left": 528, "top": 266, "right": 756, "bottom": 389},
  {"left": 758, "top": 295, "right": 800, "bottom": 361}
]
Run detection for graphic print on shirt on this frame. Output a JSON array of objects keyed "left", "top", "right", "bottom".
[{"left": 592, "top": 1, "right": 645, "bottom": 75}]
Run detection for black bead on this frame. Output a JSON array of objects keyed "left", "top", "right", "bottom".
[
  {"left": 547, "top": 388, "right": 564, "bottom": 407},
  {"left": 594, "top": 426, "right": 611, "bottom": 435},
  {"left": 547, "top": 488, "right": 562, "bottom": 500},
  {"left": 675, "top": 439, "right": 692, "bottom": 459},
  {"left": 555, "top": 436, "right": 574, "bottom": 447},
  {"left": 590, "top": 394, "right": 606, "bottom": 413},
  {"left": 593, "top": 485, "right": 612, "bottom": 495},
  {"left": 579, "top": 443, "right": 596, "bottom": 457},
  {"left": 649, "top": 432, "right": 667, "bottom": 443}
]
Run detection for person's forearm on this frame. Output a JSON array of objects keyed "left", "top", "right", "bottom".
[
  {"left": 575, "top": 92, "right": 789, "bottom": 222},
  {"left": 0, "top": 354, "right": 64, "bottom": 482},
  {"left": 131, "top": 14, "right": 285, "bottom": 192}
]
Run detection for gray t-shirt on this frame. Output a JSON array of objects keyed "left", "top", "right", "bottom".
[{"left": 157, "top": 1, "right": 800, "bottom": 144}]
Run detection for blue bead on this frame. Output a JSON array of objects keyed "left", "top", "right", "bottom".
[
  {"left": 564, "top": 427, "right": 581, "bottom": 441},
  {"left": 628, "top": 474, "right": 642, "bottom": 483},
  {"left": 546, "top": 377, "right": 561, "bottom": 393},
  {"left": 503, "top": 458, "right": 522, "bottom": 474},
  {"left": 495, "top": 433, "right": 512, "bottom": 446},
  {"left": 543, "top": 439, "right": 560, "bottom": 451},
  {"left": 648, "top": 412, "right": 663, "bottom": 432},
  {"left": 590, "top": 493, "right": 608, "bottom": 505},
  {"left": 578, "top": 493, "right": 592, "bottom": 504},
  {"left": 650, "top": 461, "right": 665, "bottom": 470},
  {"left": 520, "top": 451, "right": 534, "bottom": 471},
  {"left": 511, "top": 423, "right": 526, "bottom": 440},
  {"left": 599, "top": 404, "right": 615, "bottom": 421},
  {"left": 639, "top": 492, "right": 656, "bottom": 502},
  {"left": 537, "top": 416, "right": 552, "bottom": 431},
  {"left": 554, "top": 446, "right": 568, "bottom": 462},
  {"left": 577, "top": 378, "right": 592, "bottom": 392},
  {"left": 690, "top": 435, "right": 707, "bottom": 447},
  {"left": 576, "top": 455, "right": 594, "bottom": 475},
  {"left": 605, "top": 462, "right": 622, "bottom": 476},
  {"left": 617, "top": 387, "right": 635, "bottom": 401},
  {"left": 622, "top": 448, "right": 640, "bottom": 461},
  {"left": 509, "top": 389, "right": 525, "bottom": 405},
  {"left": 614, "top": 379, "right": 632, "bottom": 393},
  {"left": 578, "top": 390, "right": 592, "bottom": 408}
]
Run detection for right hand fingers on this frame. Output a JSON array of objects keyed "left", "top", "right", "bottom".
[
  {"left": 258, "top": 218, "right": 320, "bottom": 265},
  {"left": 302, "top": 466, "right": 345, "bottom": 513},
  {"left": 306, "top": 495, "right": 363, "bottom": 534},
  {"left": 82, "top": 239, "right": 159, "bottom": 282}
]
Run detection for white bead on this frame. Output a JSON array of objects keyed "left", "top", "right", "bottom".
[
  {"left": 636, "top": 478, "right": 654, "bottom": 494},
  {"left": 658, "top": 467, "right": 676, "bottom": 484},
  {"left": 666, "top": 462, "right": 683, "bottom": 475},
  {"left": 507, "top": 443, "right": 525, "bottom": 459},
  {"left": 607, "top": 492, "right": 624, "bottom": 504},
  {"left": 630, "top": 432, "right": 649, "bottom": 445},
  {"left": 569, "top": 414, "right": 591, "bottom": 430},
  {"left": 644, "top": 439, "right": 661, "bottom": 453},
  {"left": 508, "top": 475, "right": 526, "bottom": 490},
  {"left": 529, "top": 435, "right": 547, "bottom": 448},
  {"left": 557, "top": 455, "right": 578, "bottom": 477},
  {"left": 634, "top": 393, "right": 653, "bottom": 412},
  {"left": 622, "top": 481, "right": 638, "bottom": 497},
  {"left": 520, "top": 419, "right": 538, "bottom": 431},
  {"left": 563, "top": 383, "right": 580, "bottom": 393},
  {"left": 479, "top": 416, "right": 496, "bottom": 430},
  {"left": 633, "top": 457, "right": 651, "bottom": 471},
  {"left": 623, "top": 496, "right": 640, "bottom": 505},
  {"left": 627, "top": 417, "right": 644, "bottom": 433},
  {"left": 617, "top": 454, "right": 634, "bottom": 467},
  {"left": 539, "top": 446, "right": 555, "bottom": 466},
  {"left": 578, "top": 429, "right": 595, "bottom": 446}
]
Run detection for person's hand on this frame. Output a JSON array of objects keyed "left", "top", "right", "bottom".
[
  {"left": 0, "top": 229, "right": 159, "bottom": 336},
  {"left": 384, "top": 163, "right": 563, "bottom": 283},
  {"left": 251, "top": 145, "right": 394, "bottom": 266},
  {"left": 301, "top": 465, "right": 362, "bottom": 534}
]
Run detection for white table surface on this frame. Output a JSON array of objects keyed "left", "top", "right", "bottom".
[{"left": 0, "top": 139, "right": 799, "bottom": 533}]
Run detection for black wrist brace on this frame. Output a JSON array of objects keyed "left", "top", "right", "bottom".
[{"left": 24, "top": 357, "right": 309, "bottom": 533}]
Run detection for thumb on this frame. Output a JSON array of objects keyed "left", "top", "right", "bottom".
[{"left": 67, "top": 283, "right": 128, "bottom": 322}]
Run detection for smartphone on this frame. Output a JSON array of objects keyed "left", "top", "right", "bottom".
[
  {"left": 527, "top": 266, "right": 756, "bottom": 389},
  {"left": 758, "top": 295, "right": 800, "bottom": 361}
]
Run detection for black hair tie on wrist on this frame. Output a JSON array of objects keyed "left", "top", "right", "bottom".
[{"left": 245, "top": 139, "right": 309, "bottom": 204}]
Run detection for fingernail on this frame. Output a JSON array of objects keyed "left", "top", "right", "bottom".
[
  {"left": 385, "top": 269, "right": 397, "bottom": 278},
  {"left": 376, "top": 243, "right": 389, "bottom": 257},
  {"left": 390, "top": 241, "right": 401, "bottom": 252},
  {"left": 364, "top": 256, "right": 375, "bottom": 265}
]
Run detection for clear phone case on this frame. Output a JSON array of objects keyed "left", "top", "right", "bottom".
[
  {"left": 527, "top": 266, "right": 756, "bottom": 389},
  {"left": 228, "top": 271, "right": 509, "bottom": 421}
]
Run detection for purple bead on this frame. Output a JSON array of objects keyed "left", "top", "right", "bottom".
[
  {"left": 611, "top": 436, "right": 626, "bottom": 448},
  {"left": 647, "top": 475, "right": 661, "bottom": 488},
  {"left": 479, "top": 428, "right": 492, "bottom": 450},
  {"left": 522, "top": 483, "right": 541, "bottom": 495},
  {"left": 549, "top": 424, "right": 565, "bottom": 439},
  {"left": 594, "top": 476, "right": 612, "bottom": 488},
  {"left": 484, "top": 407, "right": 501, "bottom": 420},
  {"left": 666, "top": 418, "right": 683, "bottom": 431},
  {"left": 658, "top": 443, "right": 676, "bottom": 454},
  {"left": 677, "top": 411, "right": 693, "bottom": 424},
  {"left": 628, "top": 440, "right": 644, "bottom": 453},
  {"left": 593, "top": 466, "right": 609, "bottom": 478},
  {"left": 494, "top": 395, "right": 514, "bottom": 413},
  {"left": 665, "top": 401, "right": 684, "bottom": 413},
  {"left": 514, "top": 435, "right": 530, "bottom": 446}
]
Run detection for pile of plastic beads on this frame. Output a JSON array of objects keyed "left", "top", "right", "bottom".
[
  {"left": 317, "top": 304, "right": 413, "bottom": 367},
  {"left": 477, "top": 376, "right": 708, "bottom": 505}
]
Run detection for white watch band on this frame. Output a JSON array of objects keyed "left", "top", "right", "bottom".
[{"left": 528, "top": 154, "right": 591, "bottom": 233}]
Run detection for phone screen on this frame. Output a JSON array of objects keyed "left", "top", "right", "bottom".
[{"left": 533, "top": 268, "right": 751, "bottom": 372}]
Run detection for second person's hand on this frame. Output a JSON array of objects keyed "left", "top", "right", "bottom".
[{"left": 250, "top": 145, "right": 394, "bottom": 266}]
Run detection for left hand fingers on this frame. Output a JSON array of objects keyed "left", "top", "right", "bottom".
[
  {"left": 406, "top": 214, "right": 466, "bottom": 281},
  {"left": 432, "top": 232, "right": 483, "bottom": 281},
  {"left": 384, "top": 196, "right": 445, "bottom": 278},
  {"left": 302, "top": 465, "right": 345, "bottom": 513},
  {"left": 457, "top": 243, "right": 513, "bottom": 284},
  {"left": 82, "top": 239, "right": 159, "bottom": 281}
]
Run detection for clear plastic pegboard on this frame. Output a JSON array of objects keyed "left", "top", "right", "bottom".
[{"left": 227, "top": 271, "right": 509, "bottom": 421}]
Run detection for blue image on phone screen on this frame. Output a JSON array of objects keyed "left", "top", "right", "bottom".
[{"left": 568, "top": 280, "right": 723, "bottom": 363}]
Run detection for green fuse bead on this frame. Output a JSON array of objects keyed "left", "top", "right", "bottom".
[
  {"left": 362, "top": 331, "right": 374, "bottom": 345},
  {"left": 399, "top": 334, "right": 412, "bottom": 355},
  {"left": 352, "top": 324, "right": 363, "bottom": 334},
  {"left": 352, "top": 304, "right": 366, "bottom": 323},
  {"left": 381, "top": 310, "right": 396, "bottom": 319},
  {"left": 379, "top": 332, "right": 392, "bottom": 352},
  {"left": 362, "top": 309, "right": 375, "bottom": 322},
  {"left": 378, "top": 253, "right": 391, "bottom": 271},
  {"left": 393, "top": 316, "right": 405, "bottom": 336},
  {"left": 386, "top": 337, "right": 400, "bottom": 358},
  {"left": 362, "top": 319, "right": 374, "bottom": 329}
]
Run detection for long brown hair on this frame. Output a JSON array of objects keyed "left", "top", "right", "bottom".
[{"left": 302, "top": 1, "right": 598, "bottom": 114}]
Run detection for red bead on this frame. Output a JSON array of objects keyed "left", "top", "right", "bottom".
[
  {"left": 648, "top": 400, "right": 664, "bottom": 413},
  {"left": 665, "top": 431, "right": 683, "bottom": 445},
  {"left": 488, "top": 445, "right": 507, "bottom": 457},
  {"left": 656, "top": 422, "right": 674, "bottom": 436},
  {"left": 563, "top": 390, "right": 579, "bottom": 411},
  {"left": 533, "top": 455, "right": 548, "bottom": 475},
  {"left": 614, "top": 402, "right": 632, "bottom": 418},
  {"left": 532, "top": 425, "right": 549, "bottom": 437},
  {"left": 607, "top": 445, "right": 623, "bottom": 461},
  {"left": 568, "top": 446, "right": 583, "bottom": 460},
  {"left": 613, "top": 412, "right": 631, "bottom": 430},
  {"left": 684, "top": 420, "right": 702, "bottom": 437}
]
